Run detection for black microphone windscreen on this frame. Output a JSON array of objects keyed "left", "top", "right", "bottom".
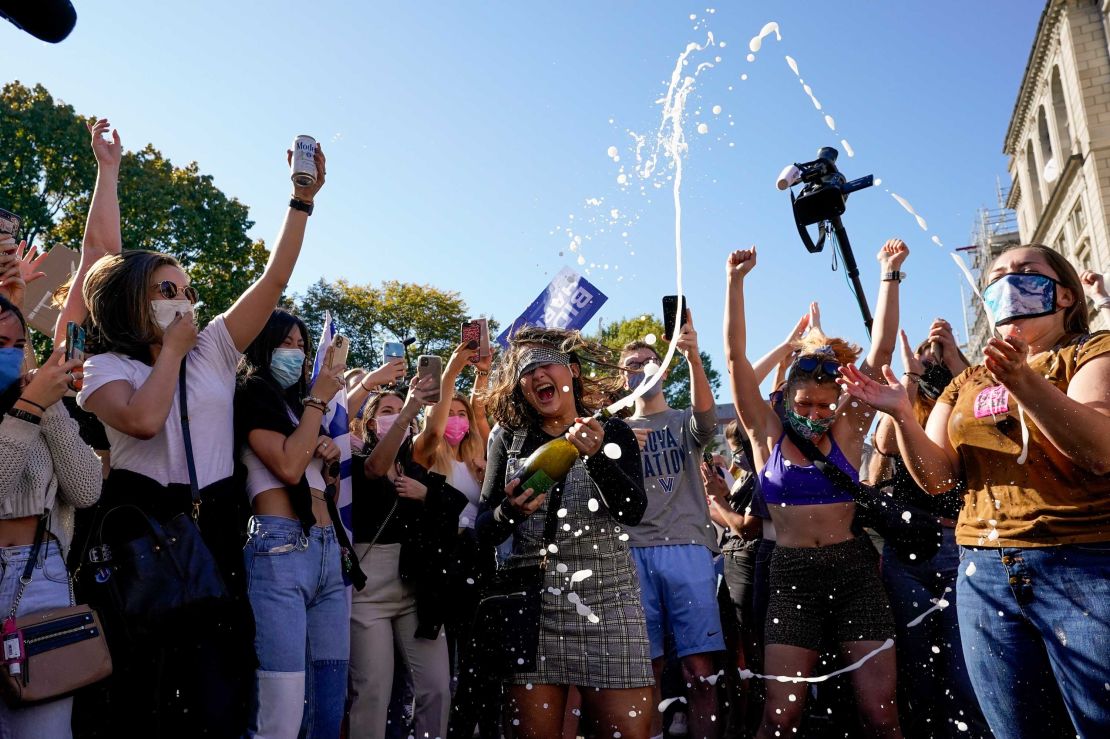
[{"left": 0, "top": 0, "right": 77, "bottom": 43}]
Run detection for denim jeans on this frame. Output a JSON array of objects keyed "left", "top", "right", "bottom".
[
  {"left": 0, "top": 542, "right": 74, "bottom": 739},
  {"left": 882, "top": 528, "right": 990, "bottom": 738},
  {"left": 957, "top": 542, "right": 1110, "bottom": 739},
  {"left": 244, "top": 516, "right": 350, "bottom": 739}
]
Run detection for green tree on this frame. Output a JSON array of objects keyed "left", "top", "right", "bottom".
[
  {"left": 292, "top": 278, "right": 499, "bottom": 393},
  {"left": 595, "top": 314, "right": 721, "bottom": 410},
  {"left": 1, "top": 81, "right": 267, "bottom": 333}
]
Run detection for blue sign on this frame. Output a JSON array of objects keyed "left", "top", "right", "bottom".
[{"left": 497, "top": 267, "right": 609, "bottom": 348}]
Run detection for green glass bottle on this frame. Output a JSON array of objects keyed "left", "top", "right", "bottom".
[{"left": 512, "top": 409, "right": 612, "bottom": 496}]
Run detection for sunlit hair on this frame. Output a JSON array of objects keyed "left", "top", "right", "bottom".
[
  {"left": 482, "top": 327, "right": 622, "bottom": 430},
  {"left": 83, "top": 250, "right": 181, "bottom": 362},
  {"left": 987, "top": 244, "right": 1088, "bottom": 335},
  {"left": 786, "top": 328, "right": 861, "bottom": 394},
  {"left": 352, "top": 390, "right": 405, "bottom": 451},
  {"left": 425, "top": 393, "right": 484, "bottom": 486}
]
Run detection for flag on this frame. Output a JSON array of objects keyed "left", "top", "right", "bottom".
[
  {"left": 496, "top": 267, "right": 608, "bottom": 348},
  {"left": 309, "top": 312, "right": 355, "bottom": 565}
]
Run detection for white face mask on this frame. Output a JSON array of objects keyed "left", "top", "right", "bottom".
[{"left": 150, "top": 300, "right": 193, "bottom": 331}]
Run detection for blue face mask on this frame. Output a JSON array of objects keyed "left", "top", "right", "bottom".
[
  {"left": 270, "top": 348, "right": 306, "bottom": 389},
  {"left": 0, "top": 347, "right": 24, "bottom": 392},
  {"left": 982, "top": 273, "right": 1059, "bottom": 326}
]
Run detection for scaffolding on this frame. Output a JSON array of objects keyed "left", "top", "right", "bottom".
[{"left": 961, "top": 182, "right": 1021, "bottom": 356}]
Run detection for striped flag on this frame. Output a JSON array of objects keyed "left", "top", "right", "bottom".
[{"left": 309, "top": 312, "right": 355, "bottom": 560}]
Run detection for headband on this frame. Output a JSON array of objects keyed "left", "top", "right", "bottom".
[{"left": 516, "top": 345, "right": 572, "bottom": 381}]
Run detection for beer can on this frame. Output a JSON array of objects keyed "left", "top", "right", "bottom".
[
  {"left": 290, "top": 135, "right": 317, "bottom": 188},
  {"left": 0, "top": 208, "right": 20, "bottom": 240}
]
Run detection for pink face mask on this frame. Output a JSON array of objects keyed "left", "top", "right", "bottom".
[
  {"left": 444, "top": 415, "right": 470, "bottom": 446},
  {"left": 374, "top": 413, "right": 410, "bottom": 441}
]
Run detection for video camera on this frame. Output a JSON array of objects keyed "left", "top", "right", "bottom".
[
  {"left": 776, "top": 146, "right": 875, "bottom": 334},
  {"left": 777, "top": 146, "right": 873, "bottom": 252}
]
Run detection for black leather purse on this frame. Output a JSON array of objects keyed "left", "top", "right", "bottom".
[
  {"left": 80, "top": 357, "right": 229, "bottom": 628},
  {"left": 783, "top": 424, "right": 942, "bottom": 563},
  {"left": 470, "top": 430, "right": 563, "bottom": 675}
]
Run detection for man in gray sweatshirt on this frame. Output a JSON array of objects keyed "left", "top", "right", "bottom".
[{"left": 621, "top": 309, "right": 720, "bottom": 739}]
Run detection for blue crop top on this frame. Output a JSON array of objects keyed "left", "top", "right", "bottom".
[{"left": 759, "top": 433, "right": 858, "bottom": 506}]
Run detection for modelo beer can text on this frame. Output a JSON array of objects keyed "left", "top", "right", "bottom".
[{"left": 290, "top": 135, "right": 317, "bottom": 187}]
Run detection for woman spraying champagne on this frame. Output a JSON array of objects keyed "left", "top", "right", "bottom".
[{"left": 476, "top": 327, "right": 649, "bottom": 739}]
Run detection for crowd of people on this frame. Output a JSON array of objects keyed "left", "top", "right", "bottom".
[{"left": 0, "top": 120, "right": 1107, "bottom": 739}]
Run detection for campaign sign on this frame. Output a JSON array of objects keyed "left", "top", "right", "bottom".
[{"left": 496, "top": 267, "right": 608, "bottom": 348}]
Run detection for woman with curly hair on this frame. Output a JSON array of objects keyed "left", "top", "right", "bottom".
[
  {"left": 724, "top": 241, "right": 908, "bottom": 739},
  {"left": 475, "top": 327, "right": 651, "bottom": 739}
]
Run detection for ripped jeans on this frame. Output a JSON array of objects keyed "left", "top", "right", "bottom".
[{"left": 244, "top": 516, "right": 349, "bottom": 739}]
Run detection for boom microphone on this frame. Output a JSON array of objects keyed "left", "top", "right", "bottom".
[{"left": 0, "top": 0, "right": 77, "bottom": 43}]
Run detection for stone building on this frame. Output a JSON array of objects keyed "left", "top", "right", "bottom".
[{"left": 992, "top": 0, "right": 1110, "bottom": 332}]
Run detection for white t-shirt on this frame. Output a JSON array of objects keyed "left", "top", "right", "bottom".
[{"left": 77, "top": 316, "right": 241, "bottom": 488}]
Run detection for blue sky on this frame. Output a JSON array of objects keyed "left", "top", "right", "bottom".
[{"left": 5, "top": 1, "right": 1042, "bottom": 400}]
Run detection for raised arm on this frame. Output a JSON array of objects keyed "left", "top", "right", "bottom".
[
  {"left": 470, "top": 352, "right": 492, "bottom": 446},
  {"left": 54, "top": 119, "right": 122, "bottom": 346},
  {"left": 723, "top": 247, "right": 778, "bottom": 464},
  {"left": 671, "top": 309, "right": 714, "bottom": 417},
  {"left": 751, "top": 311, "right": 810, "bottom": 384},
  {"left": 413, "top": 341, "right": 476, "bottom": 467},
  {"left": 839, "top": 364, "right": 960, "bottom": 493},
  {"left": 364, "top": 374, "right": 437, "bottom": 479},
  {"left": 223, "top": 145, "right": 326, "bottom": 352},
  {"left": 860, "top": 239, "right": 908, "bottom": 379}
]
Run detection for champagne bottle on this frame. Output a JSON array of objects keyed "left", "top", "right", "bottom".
[{"left": 511, "top": 409, "right": 612, "bottom": 496}]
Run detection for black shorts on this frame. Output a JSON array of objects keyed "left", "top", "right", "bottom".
[{"left": 764, "top": 536, "right": 894, "bottom": 651}]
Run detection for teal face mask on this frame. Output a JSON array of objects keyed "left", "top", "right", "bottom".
[
  {"left": 785, "top": 407, "right": 836, "bottom": 442},
  {"left": 270, "top": 348, "right": 305, "bottom": 389}
]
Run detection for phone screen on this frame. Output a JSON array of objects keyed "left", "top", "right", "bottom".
[
  {"left": 662, "top": 295, "right": 688, "bottom": 339},
  {"left": 65, "top": 321, "right": 86, "bottom": 391}
]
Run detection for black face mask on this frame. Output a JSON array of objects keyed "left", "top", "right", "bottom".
[{"left": 918, "top": 362, "right": 953, "bottom": 401}]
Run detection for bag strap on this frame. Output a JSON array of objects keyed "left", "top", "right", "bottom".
[
  {"left": 6, "top": 513, "right": 49, "bottom": 621},
  {"left": 781, "top": 423, "right": 862, "bottom": 503},
  {"left": 504, "top": 428, "right": 527, "bottom": 483},
  {"left": 178, "top": 356, "right": 201, "bottom": 521},
  {"left": 324, "top": 482, "right": 368, "bottom": 590}
]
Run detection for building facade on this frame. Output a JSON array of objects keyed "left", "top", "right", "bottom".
[{"left": 999, "top": 1, "right": 1110, "bottom": 325}]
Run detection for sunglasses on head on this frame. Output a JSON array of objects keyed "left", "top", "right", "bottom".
[
  {"left": 793, "top": 356, "right": 841, "bottom": 376},
  {"left": 153, "top": 280, "right": 199, "bottom": 304}
]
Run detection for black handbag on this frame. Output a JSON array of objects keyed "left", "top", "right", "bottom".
[
  {"left": 470, "top": 430, "right": 564, "bottom": 675},
  {"left": 80, "top": 357, "right": 229, "bottom": 627},
  {"left": 783, "top": 424, "right": 942, "bottom": 563}
]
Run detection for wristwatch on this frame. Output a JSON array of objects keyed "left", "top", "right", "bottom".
[
  {"left": 882, "top": 271, "right": 906, "bottom": 283},
  {"left": 289, "top": 197, "right": 314, "bottom": 216}
]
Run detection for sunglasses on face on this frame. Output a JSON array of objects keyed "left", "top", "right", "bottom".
[
  {"left": 793, "top": 356, "right": 841, "bottom": 376},
  {"left": 152, "top": 280, "right": 199, "bottom": 304}
]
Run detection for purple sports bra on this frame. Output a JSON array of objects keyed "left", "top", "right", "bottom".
[{"left": 759, "top": 433, "right": 858, "bottom": 507}]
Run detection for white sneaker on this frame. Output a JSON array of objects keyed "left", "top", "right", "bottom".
[{"left": 669, "top": 711, "right": 689, "bottom": 736}]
